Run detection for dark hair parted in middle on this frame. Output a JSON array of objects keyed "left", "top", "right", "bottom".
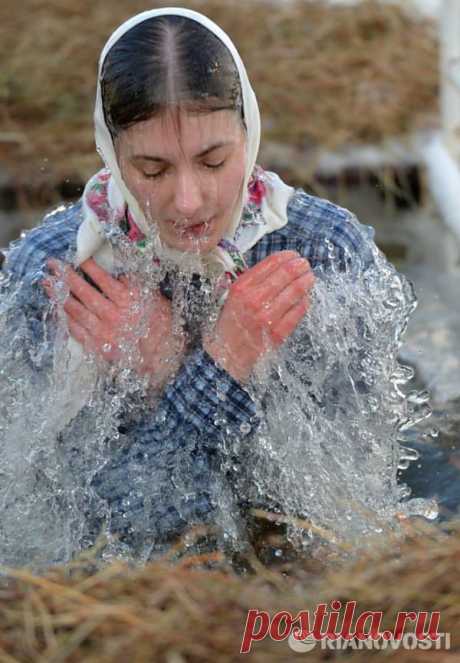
[{"left": 101, "top": 15, "right": 244, "bottom": 138}]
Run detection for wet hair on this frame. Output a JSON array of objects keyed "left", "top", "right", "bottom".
[{"left": 101, "top": 15, "right": 245, "bottom": 138}]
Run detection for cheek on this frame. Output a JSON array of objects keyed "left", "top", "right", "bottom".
[
  {"left": 125, "top": 176, "right": 163, "bottom": 218},
  {"left": 218, "top": 161, "right": 246, "bottom": 210}
]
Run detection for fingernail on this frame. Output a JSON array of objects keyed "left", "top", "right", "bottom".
[{"left": 290, "top": 257, "right": 308, "bottom": 267}]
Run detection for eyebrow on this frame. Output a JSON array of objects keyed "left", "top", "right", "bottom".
[{"left": 131, "top": 141, "right": 232, "bottom": 164}]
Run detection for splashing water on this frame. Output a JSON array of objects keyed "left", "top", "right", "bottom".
[
  {"left": 233, "top": 257, "right": 438, "bottom": 548},
  {"left": 0, "top": 224, "right": 435, "bottom": 570}
]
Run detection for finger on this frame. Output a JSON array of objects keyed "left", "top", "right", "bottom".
[
  {"left": 80, "top": 259, "right": 127, "bottom": 303},
  {"left": 66, "top": 316, "right": 93, "bottom": 350},
  {"left": 48, "top": 260, "right": 116, "bottom": 321},
  {"left": 41, "top": 278, "right": 58, "bottom": 301},
  {"left": 232, "top": 251, "right": 300, "bottom": 292},
  {"left": 263, "top": 271, "right": 315, "bottom": 323},
  {"left": 239, "top": 257, "right": 312, "bottom": 312},
  {"left": 63, "top": 294, "right": 102, "bottom": 336},
  {"left": 270, "top": 297, "right": 310, "bottom": 347},
  {"left": 41, "top": 277, "right": 54, "bottom": 289},
  {"left": 259, "top": 256, "right": 311, "bottom": 301},
  {"left": 46, "top": 258, "right": 66, "bottom": 277},
  {"left": 117, "top": 273, "right": 144, "bottom": 303},
  {"left": 67, "top": 315, "right": 118, "bottom": 362},
  {"left": 118, "top": 273, "right": 151, "bottom": 304}
]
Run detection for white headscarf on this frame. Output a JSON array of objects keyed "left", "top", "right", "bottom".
[
  {"left": 57, "top": 7, "right": 294, "bottom": 427},
  {"left": 76, "top": 6, "right": 294, "bottom": 273}
]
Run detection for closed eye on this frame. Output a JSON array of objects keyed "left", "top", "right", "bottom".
[
  {"left": 143, "top": 170, "right": 165, "bottom": 180},
  {"left": 142, "top": 161, "right": 225, "bottom": 179},
  {"left": 204, "top": 161, "right": 225, "bottom": 170}
]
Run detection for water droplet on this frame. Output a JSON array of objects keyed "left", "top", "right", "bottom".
[
  {"left": 399, "top": 445, "right": 420, "bottom": 462},
  {"left": 393, "top": 364, "right": 415, "bottom": 384},
  {"left": 157, "top": 409, "right": 167, "bottom": 424},
  {"left": 407, "top": 390, "right": 430, "bottom": 405},
  {"left": 239, "top": 422, "right": 251, "bottom": 435},
  {"left": 402, "top": 497, "right": 439, "bottom": 521},
  {"left": 397, "top": 484, "right": 412, "bottom": 500}
]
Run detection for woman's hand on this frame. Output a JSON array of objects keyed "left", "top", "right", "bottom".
[
  {"left": 43, "top": 258, "right": 186, "bottom": 388},
  {"left": 203, "top": 251, "right": 315, "bottom": 383}
]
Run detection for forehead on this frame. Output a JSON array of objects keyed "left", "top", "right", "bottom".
[{"left": 119, "top": 109, "right": 244, "bottom": 158}]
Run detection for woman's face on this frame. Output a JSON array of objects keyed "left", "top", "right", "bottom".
[{"left": 116, "top": 108, "right": 247, "bottom": 253}]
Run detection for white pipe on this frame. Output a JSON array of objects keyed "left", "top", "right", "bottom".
[
  {"left": 423, "top": 134, "right": 460, "bottom": 241},
  {"left": 419, "top": 1, "right": 460, "bottom": 247},
  {"left": 441, "top": 0, "right": 460, "bottom": 161}
]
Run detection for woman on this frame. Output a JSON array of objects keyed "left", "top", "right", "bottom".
[{"left": 2, "top": 8, "right": 414, "bottom": 562}]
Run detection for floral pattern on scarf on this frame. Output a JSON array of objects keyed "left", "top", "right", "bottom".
[{"left": 84, "top": 164, "right": 270, "bottom": 294}]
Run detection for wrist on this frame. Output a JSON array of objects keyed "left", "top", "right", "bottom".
[{"left": 203, "top": 337, "right": 249, "bottom": 383}]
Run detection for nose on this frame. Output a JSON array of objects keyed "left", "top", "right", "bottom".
[{"left": 173, "top": 167, "right": 204, "bottom": 219}]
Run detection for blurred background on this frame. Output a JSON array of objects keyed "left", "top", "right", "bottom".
[
  {"left": 0, "top": 0, "right": 451, "bottom": 261},
  {"left": 0, "top": 0, "right": 459, "bottom": 477},
  {"left": 0, "top": 0, "right": 447, "bottom": 249}
]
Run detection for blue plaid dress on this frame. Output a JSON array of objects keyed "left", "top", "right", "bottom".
[{"left": 3, "top": 189, "right": 378, "bottom": 545}]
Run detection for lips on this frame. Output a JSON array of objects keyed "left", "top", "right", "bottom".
[
  {"left": 168, "top": 217, "right": 213, "bottom": 238},
  {"left": 185, "top": 222, "right": 206, "bottom": 230},
  {"left": 183, "top": 221, "right": 209, "bottom": 238},
  {"left": 172, "top": 220, "right": 210, "bottom": 229}
]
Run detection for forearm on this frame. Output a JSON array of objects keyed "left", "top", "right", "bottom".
[
  {"left": 165, "top": 346, "right": 260, "bottom": 436},
  {"left": 0, "top": 273, "right": 56, "bottom": 378}
]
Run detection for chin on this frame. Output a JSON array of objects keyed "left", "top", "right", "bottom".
[
  {"left": 162, "top": 229, "right": 221, "bottom": 254},
  {"left": 171, "top": 236, "right": 219, "bottom": 254}
]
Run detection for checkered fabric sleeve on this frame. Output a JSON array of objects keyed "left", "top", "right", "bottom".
[
  {"left": 1, "top": 203, "right": 82, "bottom": 377},
  {"left": 244, "top": 189, "right": 377, "bottom": 273}
]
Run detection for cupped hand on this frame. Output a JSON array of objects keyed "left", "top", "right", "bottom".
[
  {"left": 203, "top": 251, "right": 315, "bottom": 383},
  {"left": 43, "top": 258, "right": 186, "bottom": 387}
]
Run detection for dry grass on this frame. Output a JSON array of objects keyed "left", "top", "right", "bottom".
[
  {"left": 0, "top": 0, "right": 439, "bottom": 193},
  {"left": 0, "top": 517, "right": 458, "bottom": 662}
]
